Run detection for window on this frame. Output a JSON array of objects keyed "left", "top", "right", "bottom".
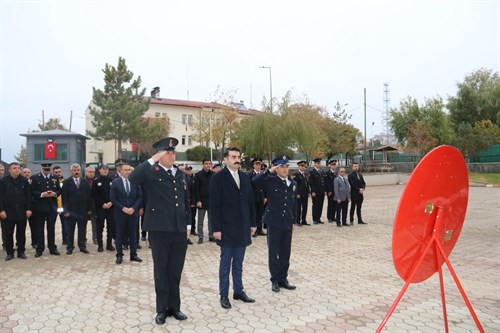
[
  {"left": 188, "top": 136, "right": 192, "bottom": 146},
  {"left": 34, "top": 143, "right": 68, "bottom": 161},
  {"left": 155, "top": 112, "right": 160, "bottom": 117},
  {"left": 182, "top": 114, "right": 187, "bottom": 125},
  {"left": 162, "top": 112, "right": 167, "bottom": 117},
  {"left": 188, "top": 115, "right": 193, "bottom": 125},
  {"left": 181, "top": 135, "right": 186, "bottom": 145}
]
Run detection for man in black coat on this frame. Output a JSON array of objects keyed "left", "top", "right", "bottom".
[
  {"left": 348, "top": 162, "right": 367, "bottom": 225},
  {"left": 31, "top": 162, "right": 61, "bottom": 257},
  {"left": 252, "top": 156, "right": 297, "bottom": 293},
  {"left": 209, "top": 146, "right": 256, "bottom": 310},
  {"left": 184, "top": 166, "right": 196, "bottom": 243},
  {"left": 325, "top": 160, "right": 339, "bottom": 223},
  {"left": 129, "top": 137, "right": 191, "bottom": 325},
  {"left": 249, "top": 157, "right": 266, "bottom": 236},
  {"left": 0, "top": 162, "right": 32, "bottom": 260},
  {"left": 92, "top": 163, "right": 115, "bottom": 252},
  {"left": 291, "top": 160, "right": 310, "bottom": 226},
  {"left": 309, "top": 158, "right": 326, "bottom": 224},
  {"left": 62, "top": 163, "right": 93, "bottom": 255},
  {"left": 194, "top": 159, "right": 214, "bottom": 244}
]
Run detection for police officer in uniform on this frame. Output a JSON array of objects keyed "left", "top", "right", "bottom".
[
  {"left": 249, "top": 158, "right": 266, "bottom": 236},
  {"left": 309, "top": 158, "right": 326, "bottom": 224},
  {"left": 129, "top": 137, "right": 191, "bottom": 325},
  {"left": 292, "top": 160, "right": 310, "bottom": 226},
  {"left": 31, "top": 162, "right": 61, "bottom": 257},
  {"left": 92, "top": 163, "right": 115, "bottom": 252},
  {"left": 325, "top": 159, "right": 339, "bottom": 223},
  {"left": 252, "top": 156, "right": 297, "bottom": 292}
]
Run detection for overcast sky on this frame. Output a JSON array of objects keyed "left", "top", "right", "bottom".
[{"left": 1, "top": 0, "right": 499, "bottom": 162}]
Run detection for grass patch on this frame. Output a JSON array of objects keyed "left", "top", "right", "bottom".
[{"left": 469, "top": 173, "right": 500, "bottom": 185}]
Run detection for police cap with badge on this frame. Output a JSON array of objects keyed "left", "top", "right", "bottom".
[
  {"left": 271, "top": 156, "right": 290, "bottom": 166},
  {"left": 152, "top": 137, "right": 179, "bottom": 151}
]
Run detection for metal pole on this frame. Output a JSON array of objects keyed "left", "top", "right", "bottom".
[
  {"left": 259, "top": 66, "right": 272, "bottom": 112},
  {"left": 210, "top": 109, "right": 213, "bottom": 162},
  {"left": 364, "top": 88, "right": 367, "bottom": 166}
]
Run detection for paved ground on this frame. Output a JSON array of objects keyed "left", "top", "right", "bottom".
[{"left": 1, "top": 184, "right": 499, "bottom": 333}]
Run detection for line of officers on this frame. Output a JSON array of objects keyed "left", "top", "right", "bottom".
[{"left": 0, "top": 160, "right": 133, "bottom": 261}]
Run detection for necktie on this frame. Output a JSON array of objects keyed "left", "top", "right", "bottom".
[
  {"left": 75, "top": 178, "right": 79, "bottom": 189},
  {"left": 343, "top": 177, "right": 347, "bottom": 186},
  {"left": 356, "top": 172, "right": 360, "bottom": 180},
  {"left": 232, "top": 172, "right": 240, "bottom": 189},
  {"left": 125, "top": 179, "right": 130, "bottom": 195},
  {"left": 167, "top": 169, "right": 173, "bottom": 176},
  {"left": 283, "top": 179, "right": 287, "bottom": 187}
]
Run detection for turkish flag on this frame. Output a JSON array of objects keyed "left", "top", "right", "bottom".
[{"left": 45, "top": 141, "right": 57, "bottom": 159}]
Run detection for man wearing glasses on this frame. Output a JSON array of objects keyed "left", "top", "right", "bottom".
[{"left": 252, "top": 156, "right": 297, "bottom": 293}]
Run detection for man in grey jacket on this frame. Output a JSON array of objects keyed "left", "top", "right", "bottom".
[{"left": 333, "top": 167, "right": 351, "bottom": 227}]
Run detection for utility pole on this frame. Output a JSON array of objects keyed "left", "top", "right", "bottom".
[
  {"left": 364, "top": 88, "right": 367, "bottom": 167},
  {"left": 69, "top": 110, "right": 73, "bottom": 132}
]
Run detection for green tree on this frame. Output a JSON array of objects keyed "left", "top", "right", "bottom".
[
  {"left": 454, "top": 120, "right": 500, "bottom": 157},
  {"left": 132, "top": 117, "right": 171, "bottom": 157},
  {"left": 390, "top": 96, "right": 453, "bottom": 149},
  {"left": 37, "top": 117, "right": 68, "bottom": 131},
  {"left": 448, "top": 68, "right": 500, "bottom": 128},
  {"left": 186, "top": 145, "right": 222, "bottom": 162},
  {"left": 14, "top": 145, "right": 27, "bottom": 166},
  {"left": 87, "top": 57, "right": 150, "bottom": 158},
  {"left": 323, "top": 118, "right": 358, "bottom": 160}
]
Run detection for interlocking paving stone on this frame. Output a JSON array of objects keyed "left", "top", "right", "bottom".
[{"left": 1, "top": 185, "right": 499, "bottom": 332}]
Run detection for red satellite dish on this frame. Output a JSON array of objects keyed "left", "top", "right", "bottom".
[
  {"left": 377, "top": 145, "right": 484, "bottom": 332},
  {"left": 392, "top": 145, "right": 468, "bottom": 283}
]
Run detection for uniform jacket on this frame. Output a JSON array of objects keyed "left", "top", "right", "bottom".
[
  {"left": 194, "top": 169, "right": 213, "bottom": 209},
  {"left": 62, "top": 177, "right": 93, "bottom": 221},
  {"left": 92, "top": 175, "right": 113, "bottom": 210},
  {"left": 252, "top": 170, "right": 297, "bottom": 230},
  {"left": 110, "top": 178, "right": 142, "bottom": 214},
  {"left": 31, "top": 172, "right": 61, "bottom": 213},
  {"left": 348, "top": 171, "right": 366, "bottom": 198},
  {"left": 186, "top": 174, "right": 195, "bottom": 207},
  {"left": 209, "top": 167, "right": 256, "bottom": 248},
  {"left": 324, "top": 169, "right": 338, "bottom": 194},
  {"left": 129, "top": 160, "right": 190, "bottom": 233},
  {"left": 0, "top": 175, "right": 32, "bottom": 221},
  {"left": 309, "top": 168, "right": 326, "bottom": 195},
  {"left": 292, "top": 170, "right": 309, "bottom": 198},
  {"left": 249, "top": 170, "right": 265, "bottom": 203},
  {"left": 333, "top": 176, "right": 351, "bottom": 202}
]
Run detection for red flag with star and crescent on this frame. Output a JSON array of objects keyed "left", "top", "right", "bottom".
[{"left": 44, "top": 141, "right": 57, "bottom": 159}]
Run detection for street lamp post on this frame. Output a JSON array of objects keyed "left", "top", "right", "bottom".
[{"left": 259, "top": 66, "right": 273, "bottom": 112}]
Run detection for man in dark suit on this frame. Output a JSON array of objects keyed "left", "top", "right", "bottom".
[
  {"left": 194, "top": 158, "right": 214, "bottom": 244},
  {"left": 209, "top": 146, "right": 256, "bottom": 310},
  {"left": 348, "top": 162, "right": 367, "bottom": 225},
  {"left": 92, "top": 163, "right": 115, "bottom": 252},
  {"left": 334, "top": 167, "right": 351, "bottom": 227},
  {"left": 0, "top": 162, "right": 32, "bottom": 260},
  {"left": 252, "top": 156, "right": 297, "bottom": 293},
  {"left": 309, "top": 158, "right": 326, "bottom": 224},
  {"left": 31, "top": 162, "right": 61, "bottom": 257},
  {"left": 129, "top": 137, "right": 191, "bottom": 325},
  {"left": 292, "top": 160, "right": 310, "bottom": 226},
  {"left": 184, "top": 166, "right": 196, "bottom": 241},
  {"left": 110, "top": 162, "right": 143, "bottom": 264},
  {"left": 62, "top": 163, "right": 93, "bottom": 255},
  {"left": 248, "top": 157, "right": 266, "bottom": 236},
  {"left": 325, "top": 159, "right": 338, "bottom": 223}
]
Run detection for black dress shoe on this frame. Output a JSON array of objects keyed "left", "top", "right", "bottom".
[
  {"left": 187, "top": 239, "right": 193, "bottom": 245},
  {"left": 302, "top": 222, "right": 310, "bottom": 226},
  {"left": 66, "top": 250, "right": 73, "bottom": 255},
  {"left": 18, "top": 253, "right": 27, "bottom": 259},
  {"left": 296, "top": 223, "right": 302, "bottom": 227},
  {"left": 337, "top": 224, "right": 342, "bottom": 228},
  {"left": 50, "top": 250, "right": 61, "bottom": 255},
  {"left": 155, "top": 312, "right": 167, "bottom": 325},
  {"left": 191, "top": 231, "right": 197, "bottom": 236},
  {"left": 106, "top": 245, "right": 115, "bottom": 251},
  {"left": 97, "top": 246, "right": 103, "bottom": 252},
  {"left": 252, "top": 234, "right": 257, "bottom": 238},
  {"left": 317, "top": 220, "right": 325, "bottom": 224},
  {"left": 233, "top": 291, "right": 255, "bottom": 303},
  {"left": 220, "top": 295, "right": 232, "bottom": 309},
  {"left": 209, "top": 237, "right": 216, "bottom": 242},
  {"left": 342, "top": 223, "right": 351, "bottom": 227},
  {"left": 197, "top": 239, "right": 203, "bottom": 244},
  {"left": 80, "top": 249, "right": 90, "bottom": 254},
  {"left": 272, "top": 282, "right": 280, "bottom": 293},
  {"left": 137, "top": 244, "right": 142, "bottom": 249},
  {"left": 358, "top": 221, "right": 367, "bottom": 224},
  {"left": 130, "top": 256, "right": 143, "bottom": 262},
  {"left": 34, "top": 252, "right": 43, "bottom": 258},
  {"left": 141, "top": 236, "right": 147, "bottom": 241},
  {"left": 5, "top": 254, "right": 14, "bottom": 261},
  {"left": 116, "top": 257, "right": 123, "bottom": 265},
  {"left": 279, "top": 280, "right": 297, "bottom": 290},
  {"left": 167, "top": 310, "right": 187, "bottom": 320}
]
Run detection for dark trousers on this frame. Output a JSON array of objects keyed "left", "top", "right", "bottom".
[
  {"left": 254, "top": 201, "right": 264, "bottom": 233},
  {"left": 149, "top": 231, "right": 187, "bottom": 313},
  {"left": 335, "top": 200, "right": 349, "bottom": 225},
  {"left": 3, "top": 220, "right": 27, "bottom": 255},
  {"left": 267, "top": 226, "right": 292, "bottom": 283},
  {"left": 27, "top": 216, "right": 36, "bottom": 247},
  {"left": 33, "top": 211, "right": 58, "bottom": 253},
  {"left": 96, "top": 208, "right": 115, "bottom": 248},
  {"left": 219, "top": 246, "right": 246, "bottom": 296},
  {"left": 350, "top": 194, "right": 364, "bottom": 223},
  {"left": 296, "top": 195, "right": 308, "bottom": 224},
  {"left": 327, "top": 195, "right": 337, "bottom": 221},
  {"left": 312, "top": 193, "right": 325, "bottom": 222},
  {"left": 190, "top": 207, "right": 197, "bottom": 234},
  {"left": 66, "top": 217, "right": 88, "bottom": 251},
  {"left": 59, "top": 213, "right": 68, "bottom": 243},
  {"left": 115, "top": 212, "right": 138, "bottom": 258}
]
